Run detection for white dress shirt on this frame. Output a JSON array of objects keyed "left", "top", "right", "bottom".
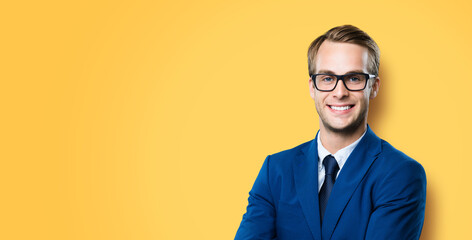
[{"left": 317, "top": 130, "right": 367, "bottom": 192}]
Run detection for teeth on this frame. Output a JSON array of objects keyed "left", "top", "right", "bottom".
[{"left": 330, "top": 105, "right": 351, "bottom": 111}]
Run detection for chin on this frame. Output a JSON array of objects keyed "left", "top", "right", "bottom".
[
  {"left": 325, "top": 124, "right": 352, "bottom": 133},
  {"left": 323, "top": 118, "right": 366, "bottom": 135}
]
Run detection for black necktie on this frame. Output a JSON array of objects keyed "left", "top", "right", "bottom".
[{"left": 319, "top": 155, "right": 340, "bottom": 223}]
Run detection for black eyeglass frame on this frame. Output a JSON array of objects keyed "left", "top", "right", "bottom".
[{"left": 310, "top": 73, "right": 377, "bottom": 92}]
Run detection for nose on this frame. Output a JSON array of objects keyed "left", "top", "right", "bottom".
[{"left": 332, "top": 79, "right": 349, "bottom": 98}]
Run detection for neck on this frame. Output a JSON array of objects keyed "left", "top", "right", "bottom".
[{"left": 319, "top": 122, "right": 367, "bottom": 154}]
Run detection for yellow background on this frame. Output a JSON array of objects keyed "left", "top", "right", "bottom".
[{"left": 1, "top": 0, "right": 471, "bottom": 239}]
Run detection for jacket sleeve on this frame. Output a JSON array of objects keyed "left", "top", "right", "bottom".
[
  {"left": 365, "top": 159, "right": 427, "bottom": 240},
  {"left": 235, "top": 156, "right": 277, "bottom": 240}
]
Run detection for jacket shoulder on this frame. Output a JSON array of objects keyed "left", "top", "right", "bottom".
[
  {"left": 379, "top": 140, "right": 424, "bottom": 167},
  {"left": 267, "top": 139, "right": 313, "bottom": 164},
  {"left": 376, "top": 139, "right": 426, "bottom": 183}
]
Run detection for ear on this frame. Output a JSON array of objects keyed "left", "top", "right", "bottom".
[
  {"left": 309, "top": 78, "right": 316, "bottom": 100},
  {"left": 370, "top": 77, "right": 380, "bottom": 99}
]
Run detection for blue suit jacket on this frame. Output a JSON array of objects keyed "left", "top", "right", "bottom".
[{"left": 235, "top": 127, "right": 426, "bottom": 240}]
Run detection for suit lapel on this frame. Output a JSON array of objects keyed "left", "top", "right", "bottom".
[
  {"left": 321, "top": 126, "right": 382, "bottom": 239},
  {"left": 293, "top": 134, "right": 322, "bottom": 240}
]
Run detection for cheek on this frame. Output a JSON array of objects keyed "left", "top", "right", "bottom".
[
  {"left": 314, "top": 91, "right": 328, "bottom": 100},
  {"left": 313, "top": 94, "right": 325, "bottom": 106},
  {"left": 313, "top": 94, "right": 323, "bottom": 110},
  {"left": 362, "top": 88, "right": 372, "bottom": 99}
]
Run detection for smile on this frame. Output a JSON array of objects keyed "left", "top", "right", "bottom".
[{"left": 329, "top": 105, "right": 353, "bottom": 111}]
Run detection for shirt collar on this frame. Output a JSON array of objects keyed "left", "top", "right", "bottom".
[{"left": 317, "top": 130, "right": 367, "bottom": 171}]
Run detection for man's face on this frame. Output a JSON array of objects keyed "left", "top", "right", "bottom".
[{"left": 309, "top": 41, "right": 380, "bottom": 134}]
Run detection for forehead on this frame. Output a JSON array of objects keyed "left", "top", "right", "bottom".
[{"left": 315, "top": 41, "right": 369, "bottom": 74}]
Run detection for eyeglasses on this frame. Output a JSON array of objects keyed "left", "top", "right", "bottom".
[{"left": 310, "top": 73, "right": 376, "bottom": 92}]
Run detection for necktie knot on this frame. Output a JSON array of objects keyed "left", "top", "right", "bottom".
[{"left": 323, "top": 155, "right": 339, "bottom": 176}]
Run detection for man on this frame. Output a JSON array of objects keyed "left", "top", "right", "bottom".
[{"left": 235, "top": 25, "right": 426, "bottom": 240}]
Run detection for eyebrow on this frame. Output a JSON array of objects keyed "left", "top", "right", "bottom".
[{"left": 317, "top": 70, "right": 366, "bottom": 75}]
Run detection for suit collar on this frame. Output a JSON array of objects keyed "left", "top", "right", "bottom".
[{"left": 294, "top": 126, "right": 381, "bottom": 240}]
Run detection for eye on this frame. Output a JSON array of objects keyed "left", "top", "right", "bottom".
[
  {"left": 347, "top": 74, "right": 363, "bottom": 82},
  {"left": 320, "top": 76, "right": 334, "bottom": 82}
]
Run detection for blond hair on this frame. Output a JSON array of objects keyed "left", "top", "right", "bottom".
[{"left": 307, "top": 25, "right": 380, "bottom": 77}]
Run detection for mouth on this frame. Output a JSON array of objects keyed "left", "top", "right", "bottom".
[{"left": 328, "top": 105, "right": 354, "bottom": 111}]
